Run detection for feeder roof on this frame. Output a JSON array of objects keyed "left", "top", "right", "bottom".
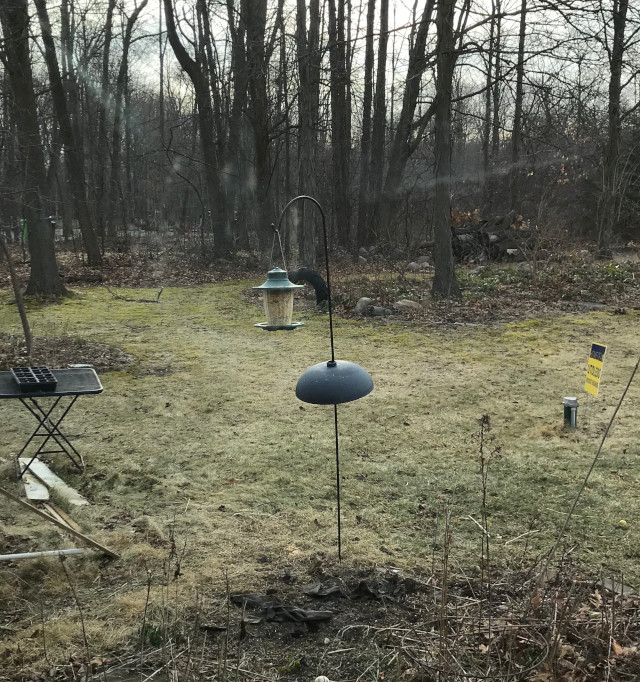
[{"left": 252, "top": 268, "right": 304, "bottom": 290}]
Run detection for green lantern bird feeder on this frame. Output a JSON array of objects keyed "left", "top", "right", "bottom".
[{"left": 253, "top": 267, "right": 304, "bottom": 331}]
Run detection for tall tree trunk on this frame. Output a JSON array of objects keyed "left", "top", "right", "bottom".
[
  {"left": 95, "top": 0, "right": 116, "bottom": 243},
  {"left": 431, "top": 0, "right": 461, "bottom": 300},
  {"left": 124, "top": 83, "right": 136, "bottom": 226},
  {"left": 60, "top": 1, "right": 89, "bottom": 229},
  {"left": 381, "top": 0, "right": 435, "bottom": 233},
  {"left": 368, "top": 0, "right": 389, "bottom": 240},
  {"left": 163, "top": 0, "right": 231, "bottom": 254},
  {"left": 278, "top": 5, "right": 292, "bottom": 230},
  {"left": 105, "top": 0, "right": 148, "bottom": 240},
  {"left": 225, "top": 0, "right": 249, "bottom": 249},
  {"left": 510, "top": 0, "right": 527, "bottom": 207},
  {"left": 158, "top": 0, "right": 166, "bottom": 150},
  {"left": 296, "top": 0, "right": 321, "bottom": 267},
  {"left": 34, "top": 0, "right": 102, "bottom": 266},
  {"left": 482, "top": 2, "right": 495, "bottom": 208},
  {"left": 328, "top": 0, "right": 352, "bottom": 248},
  {"left": 0, "top": 234, "right": 32, "bottom": 357},
  {"left": 356, "top": 0, "right": 377, "bottom": 247},
  {"left": 491, "top": 0, "right": 502, "bottom": 163},
  {"left": 199, "top": 2, "right": 226, "bottom": 167},
  {"left": 0, "top": 0, "right": 66, "bottom": 297},
  {"left": 244, "top": 0, "right": 273, "bottom": 248},
  {"left": 599, "top": 0, "right": 628, "bottom": 249}
]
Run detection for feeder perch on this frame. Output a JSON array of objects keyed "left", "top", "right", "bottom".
[{"left": 253, "top": 268, "right": 304, "bottom": 331}]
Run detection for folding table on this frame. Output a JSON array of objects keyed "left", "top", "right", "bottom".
[{"left": 0, "top": 368, "right": 103, "bottom": 478}]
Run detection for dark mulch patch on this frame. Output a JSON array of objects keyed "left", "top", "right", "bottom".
[
  {"left": 91, "top": 564, "right": 640, "bottom": 682},
  {"left": 0, "top": 332, "right": 133, "bottom": 372}
]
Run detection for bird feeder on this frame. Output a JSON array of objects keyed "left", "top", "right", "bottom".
[{"left": 253, "top": 268, "right": 304, "bottom": 331}]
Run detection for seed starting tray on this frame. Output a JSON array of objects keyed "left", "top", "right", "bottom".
[{"left": 11, "top": 366, "right": 58, "bottom": 392}]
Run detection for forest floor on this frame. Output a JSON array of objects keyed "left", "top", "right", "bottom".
[{"left": 1, "top": 245, "right": 640, "bottom": 681}]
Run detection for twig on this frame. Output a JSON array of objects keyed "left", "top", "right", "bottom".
[
  {"left": 139, "top": 569, "right": 152, "bottom": 682},
  {"left": 504, "top": 529, "right": 539, "bottom": 545},
  {"left": 59, "top": 556, "right": 91, "bottom": 675},
  {"left": 0, "top": 234, "right": 32, "bottom": 358},
  {"left": 438, "top": 509, "right": 452, "bottom": 671},
  {"left": 141, "top": 650, "right": 185, "bottom": 682},
  {"left": 39, "top": 595, "right": 51, "bottom": 667},
  {"left": 466, "top": 514, "right": 490, "bottom": 537}
]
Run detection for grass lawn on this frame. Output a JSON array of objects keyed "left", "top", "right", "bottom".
[{"left": 1, "top": 272, "right": 640, "bottom": 678}]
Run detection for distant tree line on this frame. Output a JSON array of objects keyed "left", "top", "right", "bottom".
[{"left": 0, "top": 0, "right": 638, "bottom": 297}]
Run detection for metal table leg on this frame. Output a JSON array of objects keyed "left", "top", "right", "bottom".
[{"left": 16, "top": 395, "right": 85, "bottom": 478}]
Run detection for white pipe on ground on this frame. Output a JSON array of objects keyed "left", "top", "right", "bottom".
[{"left": 0, "top": 548, "right": 86, "bottom": 561}]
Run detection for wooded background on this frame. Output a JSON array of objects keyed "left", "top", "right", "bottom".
[{"left": 0, "top": 0, "right": 638, "bottom": 297}]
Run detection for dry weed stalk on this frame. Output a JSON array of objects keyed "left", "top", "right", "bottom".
[
  {"left": 59, "top": 555, "right": 92, "bottom": 680},
  {"left": 140, "top": 567, "right": 153, "bottom": 682},
  {"left": 477, "top": 415, "right": 502, "bottom": 636},
  {"left": 0, "top": 234, "right": 32, "bottom": 359}
]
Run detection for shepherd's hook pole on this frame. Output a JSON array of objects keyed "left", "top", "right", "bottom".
[{"left": 279, "top": 196, "right": 341, "bottom": 560}]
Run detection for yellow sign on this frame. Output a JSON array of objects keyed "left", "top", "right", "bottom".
[{"left": 585, "top": 343, "right": 607, "bottom": 397}]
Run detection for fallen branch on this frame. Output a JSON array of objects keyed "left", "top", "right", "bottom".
[
  {"left": 103, "top": 285, "right": 163, "bottom": 303},
  {"left": 0, "top": 486, "right": 119, "bottom": 559}
]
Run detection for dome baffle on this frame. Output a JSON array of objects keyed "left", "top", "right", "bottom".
[{"left": 295, "top": 360, "right": 374, "bottom": 405}]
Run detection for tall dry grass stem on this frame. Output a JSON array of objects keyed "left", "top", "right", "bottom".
[{"left": 59, "top": 555, "right": 92, "bottom": 679}]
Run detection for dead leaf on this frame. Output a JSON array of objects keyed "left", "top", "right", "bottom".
[{"left": 612, "top": 639, "right": 637, "bottom": 658}]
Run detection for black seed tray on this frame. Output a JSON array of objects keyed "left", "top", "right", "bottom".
[{"left": 11, "top": 366, "right": 58, "bottom": 392}]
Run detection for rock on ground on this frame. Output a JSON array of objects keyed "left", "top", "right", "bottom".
[
  {"left": 393, "top": 299, "right": 422, "bottom": 313},
  {"left": 354, "top": 297, "right": 374, "bottom": 315}
]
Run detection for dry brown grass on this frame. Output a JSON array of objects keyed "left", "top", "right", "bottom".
[{"left": 1, "top": 265, "right": 640, "bottom": 680}]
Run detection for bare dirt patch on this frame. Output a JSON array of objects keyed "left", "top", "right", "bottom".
[{"left": 0, "top": 332, "right": 134, "bottom": 372}]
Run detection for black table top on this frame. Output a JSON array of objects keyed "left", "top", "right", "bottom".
[{"left": 0, "top": 368, "right": 103, "bottom": 399}]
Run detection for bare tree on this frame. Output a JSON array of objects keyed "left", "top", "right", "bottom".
[
  {"left": 510, "top": 0, "right": 527, "bottom": 205},
  {"left": 356, "top": 0, "right": 377, "bottom": 247},
  {"left": 34, "top": 0, "right": 102, "bottom": 266},
  {"left": 380, "top": 0, "right": 436, "bottom": 236},
  {"left": 432, "top": 0, "right": 465, "bottom": 299},
  {"left": 0, "top": 0, "right": 66, "bottom": 297},
  {"left": 328, "top": 0, "right": 352, "bottom": 247},
  {"left": 104, "top": 0, "right": 149, "bottom": 240},
  {"left": 368, "top": 0, "right": 389, "bottom": 239},
  {"left": 163, "top": 0, "right": 231, "bottom": 254},
  {"left": 599, "top": 0, "right": 629, "bottom": 249},
  {"left": 244, "top": 0, "right": 275, "bottom": 247},
  {"left": 95, "top": 0, "right": 117, "bottom": 244},
  {"left": 296, "top": 0, "right": 322, "bottom": 266}
]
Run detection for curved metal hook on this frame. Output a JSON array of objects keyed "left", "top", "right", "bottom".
[{"left": 278, "top": 196, "right": 335, "bottom": 363}]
